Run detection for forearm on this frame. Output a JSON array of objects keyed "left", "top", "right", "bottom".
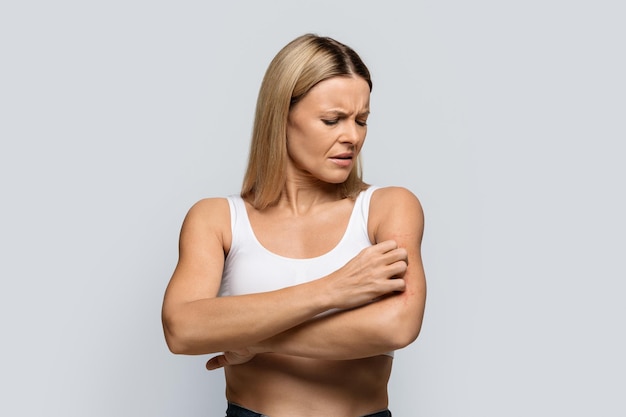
[
  {"left": 254, "top": 291, "right": 424, "bottom": 360},
  {"left": 163, "top": 278, "right": 332, "bottom": 355}
]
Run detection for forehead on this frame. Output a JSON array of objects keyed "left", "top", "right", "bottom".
[{"left": 296, "top": 76, "right": 371, "bottom": 112}]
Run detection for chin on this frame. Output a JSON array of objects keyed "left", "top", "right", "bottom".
[{"left": 318, "top": 172, "right": 350, "bottom": 183}]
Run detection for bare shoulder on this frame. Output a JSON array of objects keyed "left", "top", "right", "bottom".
[
  {"left": 369, "top": 186, "right": 424, "bottom": 242},
  {"left": 184, "top": 197, "right": 230, "bottom": 224},
  {"left": 180, "top": 197, "right": 232, "bottom": 250},
  {"left": 370, "top": 186, "right": 424, "bottom": 221}
]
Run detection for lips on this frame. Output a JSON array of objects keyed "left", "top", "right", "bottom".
[
  {"left": 329, "top": 152, "right": 354, "bottom": 167},
  {"left": 330, "top": 152, "right": 353, "bottom": 160}
]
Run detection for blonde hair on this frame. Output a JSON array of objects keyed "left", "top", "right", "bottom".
[{"left": 241, "top": 34, "right": 372, "bottom": 209}]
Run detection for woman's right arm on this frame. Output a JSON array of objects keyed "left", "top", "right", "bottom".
[{"left": 161, "top": 198, "right": 407, "bottom": 355}]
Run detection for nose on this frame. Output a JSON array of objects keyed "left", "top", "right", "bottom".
[{"left": 340, "top": 120, "right": 363, "bottom": 146}]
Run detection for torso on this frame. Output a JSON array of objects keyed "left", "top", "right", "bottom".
[
  {"left": 219, "top": 187, "right": 392, "bottom": 416},
  {"left": 225, "top": 354, "right": 392, "bottom": 416}
]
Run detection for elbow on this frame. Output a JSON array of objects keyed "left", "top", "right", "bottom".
[
  {"left": 165, "top": 341, "right": 186, "bottom": 355},
  {"left": 162, "top": 309, "right": 223, "bottom": 355},
  {"left": 376, "top": 303, "right": 424, "bottom": 350},
  {"left": 162, "top": 320, "right": 186, "bottom": 354},
  {"left": 164, "top": 333, "right": 188, "bottom": 355},
  {"left": 386, "top": 321, "right": 422, "bottom": 350},
  {"left": 162, "top": 312, "right": 197, "bottom": 355}
]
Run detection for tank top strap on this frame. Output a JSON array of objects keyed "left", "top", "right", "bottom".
[
  {"left": 225, "top": 195, "right": 254, "bottom": 248},
  {"left": 357, "top": 185, "right": 380, "bottom": 226}
]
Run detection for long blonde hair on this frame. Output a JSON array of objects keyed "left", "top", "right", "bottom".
[{"left": 241, "top": 34, "right": 372, "bottom": 209}]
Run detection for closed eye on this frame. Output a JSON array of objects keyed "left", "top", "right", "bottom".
[
  {"left": 322, "top": 119, "right": 339, "bottom": 126},
  {"left": 356, "top": 120, "right": 368, "bottom": 127}
]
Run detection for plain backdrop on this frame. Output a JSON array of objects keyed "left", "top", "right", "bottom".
[{"left": 1, "top": 1, "right": 624, "bottom": 416}]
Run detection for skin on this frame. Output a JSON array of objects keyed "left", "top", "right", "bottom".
[{"left": 162, "top": 75, "right": 426, "bottom": 417}]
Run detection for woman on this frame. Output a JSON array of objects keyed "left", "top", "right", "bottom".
[{"left": 162, "top": 34, "right": 426, "bottom": 417}]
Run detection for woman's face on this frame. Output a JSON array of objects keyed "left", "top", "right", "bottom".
[{"left": 286, "top": 75, "right": 370, "bottom": 185}]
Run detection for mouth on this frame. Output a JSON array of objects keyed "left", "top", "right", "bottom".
[
  {"left": 329, "top": 153, "right": 354, "bottom": 167},
  {"left": 330, "top": 152, "right": 354, "bottom": 160}
]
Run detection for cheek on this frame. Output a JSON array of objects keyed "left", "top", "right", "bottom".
[
  {"left": 286, "top": 133, "right": 311, "bottom": 165},
  {"left": 288, "top": 139, "right": 316, "bottom": 164},
  {"left": 287, "top": 123, "right": 325, "bottom": 154}
]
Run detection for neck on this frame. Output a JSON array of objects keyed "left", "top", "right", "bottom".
[{"left": 277, "top": 178, "right": 342, "bottom": 215}]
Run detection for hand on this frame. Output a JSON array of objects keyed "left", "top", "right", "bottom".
[
  {"left": 328, "top": 240, "right": 408, "bottom": 309},
  {"left": 205, "top": 348, "right": 255, "bottom": 370}
]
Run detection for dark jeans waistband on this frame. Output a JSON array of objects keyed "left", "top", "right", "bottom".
[{"left": 226, "top": 402, "right": 391, "bottom": 417}]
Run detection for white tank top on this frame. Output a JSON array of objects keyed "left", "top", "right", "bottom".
[{"left": 219, "top": 186, "right": 379, "bottom": 296}]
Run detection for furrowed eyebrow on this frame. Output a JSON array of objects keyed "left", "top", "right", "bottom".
[
  {"left": 322, "top": 110, "right": 347, "bottom": 117},
  {"left": 322, "top": 110, "right": 370, "bottom": 117}
]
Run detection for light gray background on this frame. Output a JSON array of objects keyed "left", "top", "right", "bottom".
[{"left": 1, "top": 1, "right": 624, "bottom": 416}]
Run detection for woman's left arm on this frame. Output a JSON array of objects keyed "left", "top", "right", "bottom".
[{"left": 207, "top": 187, "right": 426, "bottom": 366}]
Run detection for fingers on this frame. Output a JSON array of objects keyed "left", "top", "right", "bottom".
[
  {"left": 374, "top": 240, "right": 408, "bottom": 259},
  {"left": 331, "top": 240, "right": 410, "bottom": 308},
  {"left": 372, "top": 241, "right": 409, "bottom": 292},
  {"left": 206, "top": 349, "right": 256, "bottom": 371},
  {"left": 206, "top": 354, "right": 227, "bottom": 370},
  {"left": 373, "top": 239, "right": 399, "bottom": 253},
  {"left": 372, "top": 240, "right": 409, "bottom": 269},
  {"left": 353, "top": 240, "right": 408, "bottom": 284}
]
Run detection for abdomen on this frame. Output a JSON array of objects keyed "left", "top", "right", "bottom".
[{"left": 224, "top": 353, "right": 392, "bottom": 416}]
